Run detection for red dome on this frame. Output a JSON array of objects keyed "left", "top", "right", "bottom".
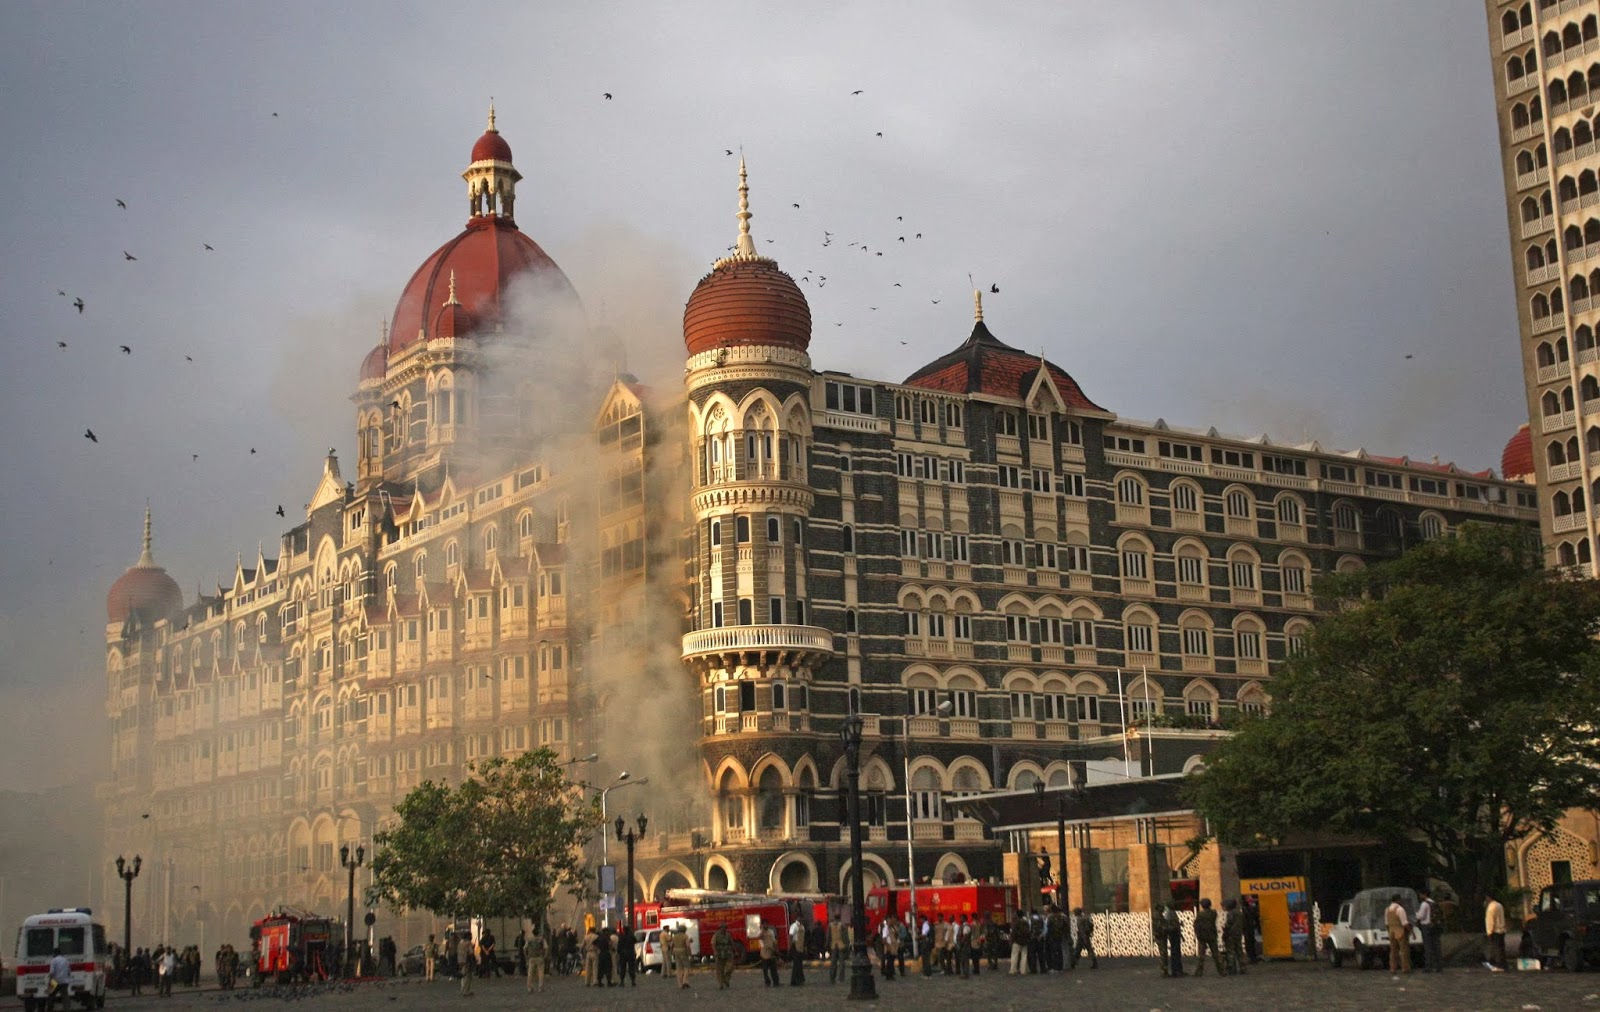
[
  {"left": 388, "top": 218, "right": 576, "bottom": 355},
  {"left": 432, "top": 299, "right": 473, "bottom": 340},
  {"left": 684, "top": 258, "right": 811, "bottom": 357},
  {"left": 107, "top": 564, "right": 182, "bottom": 623},
  {"left": 359, "top": 342, "right": 387, "bottom": 382},
  {"left": 471, "top": 128, "right": 513, "bottom": 164},
  {"left": 1501, "top": 422, "right": 1534, "bottom": 481}
]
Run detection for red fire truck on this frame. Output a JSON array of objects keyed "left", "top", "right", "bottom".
[
  {"left": 864, "top": 882, "right": 1018, "bottom": 937},
  {"left": 652, "top": 890, "right": 814, "bottom": 960},
  {"left": 250, "top": 909, "right": 341, "bottom": 985}
]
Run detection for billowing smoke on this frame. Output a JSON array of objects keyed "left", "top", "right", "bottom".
[{"left": 476, "top": 224, "right": 707, "bottom": 829}]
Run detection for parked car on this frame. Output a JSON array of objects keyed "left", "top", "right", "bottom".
[
  {"left": 1325, "top": 887, "right": 1423, "bottom": 970},
  {"left": 1525, "top": 880, "right": 1600, "bottom": 970},
  {"left": 397, "top": 945, "right": 427, "bottom": 977},
  {"left": 638, "top": 929, "right": 663, "bottom": 974}
]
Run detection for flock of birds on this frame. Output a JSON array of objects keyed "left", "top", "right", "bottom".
[{"left": 61, "top": 193, "right": 293, "bottom": 517}]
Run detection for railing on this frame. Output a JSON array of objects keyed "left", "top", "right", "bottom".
[
  {"left": 1543, "top": 409, "right": 1577, "bottom": 433},
  {"left": 1104, "top": 450, "right": 1147, "bottom": 468},
  {"left": 1529, "top": 262, "right": 1561, "bottom": 285},
  {"left": 1524, "top": 214, "right": 1554, "bottom": 238},
  {"left": 1516, "top": 165, "right": 1550, "bottom": 189},
  {"left": 1539, "top": 362, "right": 1568, "bottom": 384},
  {"left": 1535, "top": 311, "right": 1567, "bottom": 334},
  {"left": 682, "top": 624, "right": 835, "bottom": 658},
  {"left": 1553, "top": 512, "right": 1588, "bottom": 532},
  {"left": 1549, "top": 460, "right": 1582, "bottom": 482}
]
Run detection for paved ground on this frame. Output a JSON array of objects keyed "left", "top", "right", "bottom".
[{"left": 21, "top": 959, "right": 1600, "bottom": 1012}]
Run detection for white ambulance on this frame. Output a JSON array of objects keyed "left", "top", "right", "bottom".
[{"left": 13, "top": 908, "right": 108, "bottom": 1010}]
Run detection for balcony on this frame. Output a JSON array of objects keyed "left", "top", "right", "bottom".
[
  {"left": 1550, "top": 460, "right": 1582, "bottom": 482},
  {"left": 681, "top": 624, "right": 835, "bottom": 668},
  {"left": 1515, "top": 165, "right": 1549, "bottom": 190},
  {"left": 1553, "top": 512, "right": 1587, "bottom": 533},
  {"left": 1539, "top": 362, "right": 1568, "bottom": 385},
  {"left": 1523, "top": 214, "right": 1553, "bottom": 239},
  {"left": 1543, "top": 409, "right": 1577, "bottom": 434},
  {"left": 1528, "top": 262, "right": 1560, "bottom": 285}
]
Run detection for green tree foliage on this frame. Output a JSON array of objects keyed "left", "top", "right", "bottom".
[
  {"left": 367, "top": 749, "right": 601, "bottom": 921},
  {"left": 1187, "top": 523, "right": 1600, "bottom": 908}
]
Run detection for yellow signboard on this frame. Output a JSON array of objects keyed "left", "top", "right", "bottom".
[{"left": 1240, "top": 877, "right": 1311, "bottom": 959}]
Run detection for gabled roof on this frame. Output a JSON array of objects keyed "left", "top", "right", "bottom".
[{"left": 903, "top": 320, "right": 1106, "bottom": 413}]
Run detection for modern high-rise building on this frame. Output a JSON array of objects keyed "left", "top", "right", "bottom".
[
  {"left": 102, "top": 108, "right": 1537, "bottom": 949},
  {"left": 1486, "top": 0, "right": 1600, "bottom": 571},
  {"left": 1485, "top": 0, "right": 1600, "bottom": 903}
]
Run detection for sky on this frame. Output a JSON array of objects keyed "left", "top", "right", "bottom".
[{"left": 0, "top": 1, "right": 1523, "bottom": 793}]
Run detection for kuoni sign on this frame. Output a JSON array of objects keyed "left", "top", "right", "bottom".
[{"left": 1240, "top": 876, "right": 1312, "bottom": 959}]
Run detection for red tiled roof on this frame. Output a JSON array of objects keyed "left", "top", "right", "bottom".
[{"left": 903, "top": 321, "right": 1104, "bottom": 412}]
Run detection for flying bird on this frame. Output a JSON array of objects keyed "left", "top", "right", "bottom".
[
  {"left": 899, "top": 340, "right": 908, "bottom": 345},
  {"left": 272, "top": 112, "right": 279, "bottom": 117},
  {"left": 851, "top": 89, "right": 863, "bottom": 95},
  {"left": 84, "top": 429, "right": 97, "bottom": 443},
  {"left": 875, "top": 132, "right": 883, "bottom": 138},
  {"left": 57, "top": 341, "right": 67, "bottom": 348},
  {"left": 250, "top": 447, "right": 257, "bottom": 454},
  {"left": 990, "top": 284, "right": 999, "bottom": 294},
  {"left": 725, "top": 149, "right": 733, "bottom": 156},
  {"left": 192, "top": 454, "right": 199, "bottom": 462},
  {"left": 123, "top": 251, "right": 137, "bottom": 261},
  {"left": 57, "top": 290, "right": 66, "bottom": 296},
  {"left": 115, "top": 199, "right": 126, "bottom": 209},
  {"left": 73, "top": 298, "right": 84, "bottom": 313},
  {"left": 141, "top": 813, "right": 149, "bottom": 819},
  {"left": 915, "top": 233, "right": 922, "bottom": 239},
  {"left": 603, "top": 92, "right": 613, "bottom": 100},
  {"left": 203, "top": 244, "right": 214, "bottom": 251},
  {"left": 276, "top": 505, "right": 286, "bottom": 517},
  {"left": 893, "top": 283, "right": 901, "bottom": 287},
  {"left": 185, "top": 355, "right": 193, "bottom": 362},
  {"left": 792, "top": 203, "right": 800, "bottom": 208},
  {"left": 120, "top": 345, "right": 131, "bottom": 354},
  {"left": 1404, "top": 354, "right": 1414, "bottom": 360},
  {"left": 931, "top": 299, "right": 940, "bottom": 304},
  {"left": 898, "top": 237, "right": 905, "bottom": 242}
]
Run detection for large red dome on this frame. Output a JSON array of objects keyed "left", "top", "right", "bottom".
[
  {"left": 107, "top": 566, "right": 182, "bottom": 623},
  {"left": 683, "top": 258, "right": 811, "bottom": 357},
  {"left": 387, "top": 219, "right": 576, "bottom": 356},
  {"left": 471, "top": 128, "right": 513, "bottom": 164}
]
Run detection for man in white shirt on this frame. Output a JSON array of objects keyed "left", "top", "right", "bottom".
[
  {"left": 1416, "top": 889, "right": 1443, "bottom": 973},
  {"left": 46, "top": 949, "right": 71, "bottom": 1010},
  {"left": 788, "top": 919, "right": 806, "bottom": 986}
]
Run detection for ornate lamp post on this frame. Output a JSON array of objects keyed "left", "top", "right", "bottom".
[
  {"left": 614, "top": 814, "right": 648, "bottom": 941},
  {"left": 115, "top": 855, "right": 142, "bottom": 957},
  {"left": 840, "top": 713, "right": 877, "bottom": 1001},
  {"left": 339, "top": 843, "right": 365, "bottom": 976}
]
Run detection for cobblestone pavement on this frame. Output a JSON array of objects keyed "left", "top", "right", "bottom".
[{"left": 26, "top": 960, "right": 1600, "bottom": 1011}]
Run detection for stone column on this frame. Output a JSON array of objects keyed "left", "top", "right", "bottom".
[{"left": 1195, "top": 839, "right": 1239, "bottom": 908}]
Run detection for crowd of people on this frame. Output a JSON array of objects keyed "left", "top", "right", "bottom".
[{"left": 108, "top": 942, "right": 212, "bottom": 994}]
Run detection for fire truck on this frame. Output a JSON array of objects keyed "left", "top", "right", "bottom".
[
  {"left": 863, "top": 882, "right": 1018, "bottom": 938},
  {"left": 651, "top": 890, "right": 815, "bottom": 960},
  {"left": 249, "top": 908, "right": 341, "bottom": 985}
]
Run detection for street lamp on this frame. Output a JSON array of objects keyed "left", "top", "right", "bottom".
[
  {"left": 599, "top": 774, "right": 648, "bottom": 927},
  {"left": 115, "top": 855, "right": 142, "bottom": 957},
  {"left": 840, "top": 713, "right": 877, "bottom": 1001},
  {"left": 614, "top": 814, "right": 649, "bottom": 941},
  {"left": 339, "top": 843, "right": 365, "bottom": 976},
  {"left": 903, "top": 696, "right": 952, "bottom": 967},
  {"left": 562, "top": 753, "right": 599, "bottom": 768}
]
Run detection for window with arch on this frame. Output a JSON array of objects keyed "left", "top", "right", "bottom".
[
  {"left": 1280, "top": 553, "right": 1310, "bottom": 596},
  {"left": 1125, "top": 611, "right": 1156, "bottom": 655},
  {"left": 919, "top": 399, "right": 937, "bottom": 424},
  {"left": 1235, "top": 618, "right": 1264, "bottom": 661},
  {"left": 895, "top": 395, "right": 913, "bottom": 421},
  {"left": 413, "top": 553, "right": 427, "bottom": 579},
  {"left": 1176, "top": 543, "right": 1207, "bottom": 587},
  {"left": 1225, "top": 488, "right": 1253, "bottom": 519},
  {"left": 1181, "top": 616, "right": 1211, "bottom": 658},
  {"left": 946, "top": 402, "right": 962, "bottom": 428},
  {"left": 756, "top": 767, "right": 784, "bottom": 830},
  {"left": 518, "top": 512, "right": 534, "bottom": 540},
  {"left": 1230, "top": 549, "right": 1258, "bottom": 591},
  {"left": 1285, "top": 622, "right": 1310, "bottom": 657},
  {"left": 483, "top": 527, "right": 498, "bottom": 554},
  {"left": 767, "top": 516, "right": 780, "bottom": 543},
  {"left": 1116, "top": 475, "right": 1145, "bottom": 506},
  {"left": 910, "top": 767, "right": 941, "bottom": 821},
  {"left": 1171, "top": 482, "right": 1199, "bottom": 514},
  {"left": 1334, "top": 502, "right": 1359, "bottom": 532},
  {"left": 1276, "top": 495, "right": 1303, "bottom": 527},
  {"left": 841, "top": 524, "right": 855, "bottom": 553},
  {"left": 1420, "top": 514, "right": 1445, "bottom": 540},
  {"left": 445, "top": 541, "right": 459, "bottom": 568}
]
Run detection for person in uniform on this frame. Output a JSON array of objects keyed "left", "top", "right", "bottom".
[
  {"left": 1194, "top": 899, "right": 1225, "bottom": 976},
  {"left": 954, "top": 914, "right": 973, "bottom": 978},
  {"left": 1071, "top": 907, "right": 1099, "bottom": 970},
  {"left": 1153, "top": 904, "right": 1171, "bottom": 977},
  {"left": 1164, "top": 905, "right": 1186, "bottom": 978},
  {"left": 424, "top": 933, "right": 436, "bottom": 982},
  {"left": 828, "top": 917, "right": 847, "bottom": 984},
  {"left": 616, "top": 923, "right": 637, "bottom": 987},
  {"left": 668, "top": 925, "right": 693, "bottom": 989},
  {"left": 1222, "top": 899, "right": 1246, "bottom": 975},
  {"left": 759, "top": 921, "right": 781, "bottom": 986},
  {"left": 713, "top": 923, "right": 738, "bottom": 989},
  {"left": 581, "top": 925, "right": 598, "bottom": 987}
]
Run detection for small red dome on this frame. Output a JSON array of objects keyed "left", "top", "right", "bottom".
[
  {"left": 359, "top": 342, "right": 387, "bottom": 382},
  {"left": 1501, "top": 422, "right": 1534, "bottom": 481},
  {"left": 388, "top": 219, "right": 576, "bottom": 355},
  {"left": 471, "top": 128, "right": 513, "bottom": 164},
  {"left": 684, "top": 258, "right": 811, "bottom": 357},
  {"left": 432, "top": 299, "right": 473, "bottom": 340},
  {"left": 107, "top": 564, "right": 182, "bottom": 623}
]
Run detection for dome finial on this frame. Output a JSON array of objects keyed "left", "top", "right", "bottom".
[
  {"left": 734, "top": 154, "right": 756, "bottom": 258},
  {"left": 138, "top": 502, "right": 155, "bottom": 567},
  {"left": 446, "top": 269, "right": 460, "bottom": 306},
  {"left": 487, "top": 98, "right": 497, "bottom": 133},
  {"left": 973, "top": 288, "right": 984, "bottom": 323}
]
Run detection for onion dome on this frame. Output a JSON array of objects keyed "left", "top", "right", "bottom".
[
  {"left": 359, "top": 323, "right": 388, "bottom": 382},
  {"left": 903, "top": 290, "right": 1105, "bottom": 411},
  {"left": 1501, "top": 422, "right": 1534, "bottom": 481},
  {"left": 430, "top": 270, "right": 474, "bottom": 339},
  {"left": 106, "top": 507, "right": 182, "bottom": 623},
  {"left": 385, "top": 104, "right": 577, "bottom": 358},
  {"left": 684, "top": 158, "right": 811, "bottom": 357}
]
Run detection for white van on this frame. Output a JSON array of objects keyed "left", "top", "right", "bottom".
[{"left": 13, "top": 909, "right": 109, "bottom": 1011}]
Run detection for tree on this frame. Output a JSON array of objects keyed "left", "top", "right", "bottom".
[
  {"left": 367, "top": 749, "right": 602, "bottom": 923},
  {"left": 1186, "top": 522, "right": 1600, "bottom": 909}
]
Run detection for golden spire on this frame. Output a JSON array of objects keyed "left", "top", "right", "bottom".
[
  {"left": 973, "top": 288, "right": 984, "bottom": 323},
  {"left": 445, "top": 269, "right": 460, "bottom": 306},
  {"left": 487, "top": 98, "right": 497, "bottom": 133},
  {"left": 734, "top": 155, "right": 756, "bottom": 258},
  {"left": 138, "top": 503, "right": 155, "bottom": 567}
]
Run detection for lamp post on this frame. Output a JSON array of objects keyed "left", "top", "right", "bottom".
[
  {"left": 903, "top": 697, "right": 952, "bottom": 967},
  {"left": 614, "top": 814, "right": 648, "bottom": 941},
  {"left": 339, "top": 843, "right": 365, "bottom": 976},
  {"left": 840, "top": 713, "right": 877, "bottom": 1001},
  {"left": 599, "top": 774, "right": 648, "bottom": 927},
  {"left": 115, "top": 855, "right": 142, "bottom": 957}
]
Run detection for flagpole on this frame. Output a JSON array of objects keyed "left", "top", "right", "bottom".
[
  {"left": 1142, "top": 665, "right": 1154, "bottom": 777},
  {"left": 1115, "top": 667, "right": 1131, "bottom": 779}
]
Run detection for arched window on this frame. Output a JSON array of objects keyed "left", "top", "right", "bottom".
[
  {"left": 1116, "top": 475, "right": 1144, "bottom": 506},
  {"left": 757, "top": 767, "right": 784, "bottom": 830},
  {"left": 1175, "top": 542, "right": 1207, "bottom": 588},
  {"left": 1420, "top": 514, "right": 1445, "bottom": 541},
  {"left": 445, "top": 541, "right": 459, "bottom": 568},
  {"left": 1524, "top": 196, "right": 1542, "bottom": 222},
  {"left": 1560, "top": 541, "right": 1579, "bottom": 566},
  {"left": 1550, "top": 440, "right": 1567, "bottom": 465},
  {"left": 1276, "top": 495, "right": 1303, "bottom": 526},
  {"left": 910, "top": 767, "right": 941, "bottom": 821},
  {"left": 841, "top": 524, "right": 856, "bottom": 554},
  {"left": 518, "top": 512, "right": 534, "bottom": 540},
  {"left": 1582, "top": 538, "right": 1594, "bottom": 565},
  {"left": 1229, "top": 548, "right": 1259, "bottom": 591},
  {"left": 1225, "top": 488, "right": 1253, "bottom": 518},
  {"left": 1180, "top": 614, "right": 1211, "bottom": 658},
  {"left": 1171, "top": 482, "right": 1199, "bottom": 513},
  {"left": 413, "top": 552, "right": 427, "bottom": 579},
  {"left": 483, "top": 527, "right": 498, "bottom": 554},
  {"left": 1120, "top": 538, "right": 1151, "bottom": 582},
  {"left": 719, "top": 769, "right": 744, "bottom": 831},
  {"left": 1280, "top": 552, "right": 1311, "bottom": 598},
  {"left": 1334, "top": 502, "right": 1359, "bottom": 532}
]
